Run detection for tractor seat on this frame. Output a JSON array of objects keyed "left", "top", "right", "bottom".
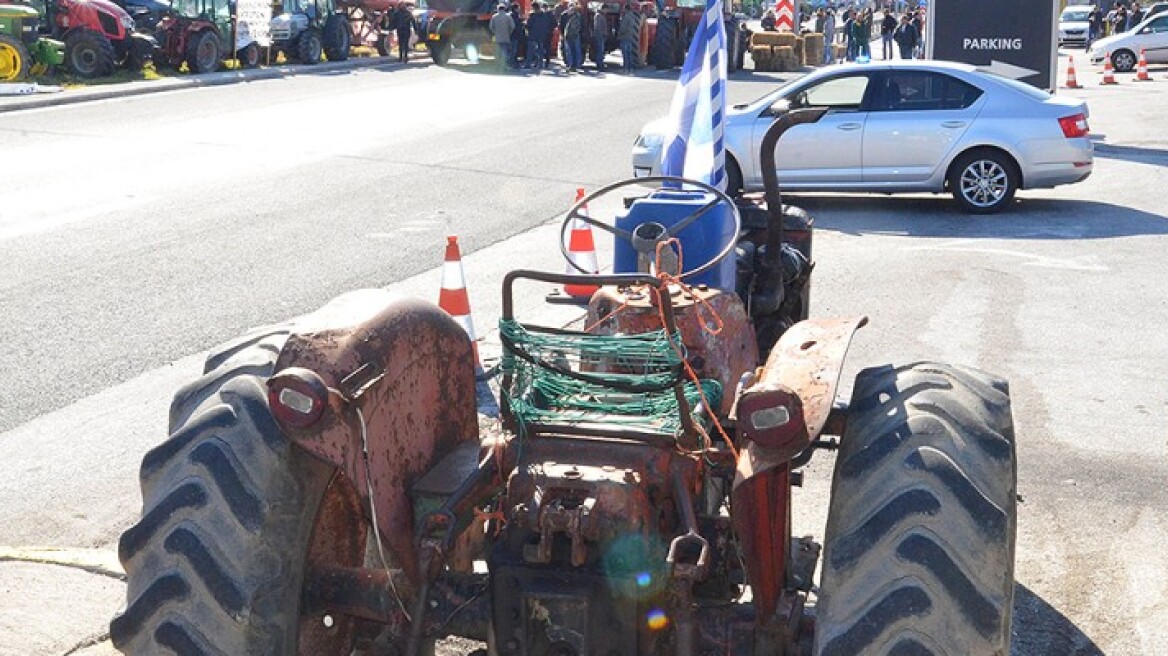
[{"left": 499, "top": 319, "right": 721, "bottom": 439}]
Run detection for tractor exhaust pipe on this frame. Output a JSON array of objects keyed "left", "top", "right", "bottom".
[{"left": 760, "top": 108, "right": 829, "bottom": 287}]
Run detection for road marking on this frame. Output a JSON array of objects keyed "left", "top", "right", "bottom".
[
  {"left": 0, "top": 546, "right": 124, "bottom": 581},
  {"left": 907, "top": 240, "right": 1109, "bottom": 271}
]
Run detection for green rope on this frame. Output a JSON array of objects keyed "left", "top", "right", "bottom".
[{"left": 499, "top": 319, "right": 722, "bottom": 436}]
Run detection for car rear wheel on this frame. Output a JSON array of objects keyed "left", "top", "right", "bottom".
[
  {"left": 949, "top": 148, "right": 1018, "bottom": 214},
  {"left": 1111, "top": 48, "right": 1136, "bottom": 72}
]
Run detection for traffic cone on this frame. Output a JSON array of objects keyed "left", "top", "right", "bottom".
[
  {"left": 1101, "top": 53, "right": 1118, "bottom": 84},
  {"left": 1137, "top": 49, "right": 1151, "bottom": 81},
  {"left": 1065, "top": 55, "right": 1081, "bottom": 89},
  {"left": 438, "top": 235, "right": 478, "bottom": 361},
  {"left": 547, "top": 188, "right": 601, "bottom": 304}
]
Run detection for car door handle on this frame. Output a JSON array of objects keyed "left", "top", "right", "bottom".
[
  {"left": 837, "top": 123, "right": 862, "bottom": 131},
  {"left": 941, "top": 121, "right": 967, "bottom": 128}
]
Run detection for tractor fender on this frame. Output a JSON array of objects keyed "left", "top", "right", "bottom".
[
  {"left": 265, "top": 289, "right": 480, "bottom": 585},
  {"left": 733, "top": 316, "right": 867, "bottom": 487}
]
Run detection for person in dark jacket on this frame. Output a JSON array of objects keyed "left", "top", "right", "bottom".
[
  {"left": 525, "top": 3, "right": 553, "bottom": 69},
  {"left": 562, "top": 3, "right": 583, "bottom": 71},
  {"left": 393, "top": 3, "right": 416, "bottom": 64},
  {"left": 1128, "top": 2, "right": 1145, "bottom": 30},
  {"left": 509, "top": 3, "right": 526, "bottom": 67},
  {"left": 880, "top": 9, "right": 896, "bottom": 60},
  {"left": 761, "top": 8, "right": 776, "bottom": 31},
  {"left": 1087, "top": 4, "right": 1103, "bottom": 48},
  {"left": 892, "top": 12, "right": 917, "bottom": 60}
]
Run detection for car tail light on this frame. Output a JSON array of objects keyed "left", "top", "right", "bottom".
[{"left": 1059, "top": 113, "right": 1090, "bottom": 138}]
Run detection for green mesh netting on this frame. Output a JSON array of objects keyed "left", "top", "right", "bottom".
[{"left": 499, "top": 318, "right": 722, "bottom": 436}]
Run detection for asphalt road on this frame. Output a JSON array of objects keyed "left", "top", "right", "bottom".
[{"left": 1, "top": 56, "right": 1166, "bottom": 655}]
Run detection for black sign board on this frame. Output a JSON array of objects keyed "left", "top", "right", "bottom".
[{"left": 927, "top": 0, "right": 1058, "bottom": 90}]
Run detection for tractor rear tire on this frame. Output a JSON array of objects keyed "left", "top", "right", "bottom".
[
  {"left": 0, "top": 34, "right": 32, "bottom": 82},
  {"left": 815, "top": 362, "right": 1017, "bottom": 656},
  {"left": 324, "top": 14, "right": 351, "bottom": 61},
  {"left": 297, "top": 27, "right": 324, "bottom": 64},
  {"left": 111, "top": 331, "right": 363, "bottom": 655},
  {"left": 185, "top": 29, "right": 221, "bottom": 74},
  {"left": 648, "top": 16, "right": 678, "bottom": 69},
  {"left": 65, "top": 29, "right": 116, "bottom": 78}
]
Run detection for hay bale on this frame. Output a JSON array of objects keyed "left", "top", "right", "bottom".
[
  {"left": 793, "top": 36, "right": 805, "bottom": 66},
  {"left": 751, "top": 44, "right": 775, "bottom": 71},
  {"left": 751, "top": 31, "right": 786, "bottom": 47},
  {"left": 774, "top": 31, "right": 797, "bottom": 47},
  {"left": 804, "top": 32, "right": 825, "bottom": 65},
  {"left": 774, "top": 45, "right": 796, "bottom": 72}
]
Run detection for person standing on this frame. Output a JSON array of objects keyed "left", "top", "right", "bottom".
[
  {"left": 911, "top": 7, "right": 924, "bottom": 57},
  {"left": 510, "top": 3, "right": 526, "bottom": 67},
  {"left": 892, "top": 12, "right": 917, "bottom": 59},
  {"left": 393, "top": 3, "right": 416, "bottom": 64},
  {"left": 593, "top": 7, "right": 608, "bottom": 71},
  {"left": 1087, "top": 4, "right": 1102, "bottom": 48},
  {"left": 618, "top": 2, "right": 639, "bottom": 72},
  {"left": 1128, "top": 2, "right": 1144, "bottom": 30},
  {"left": 562, "top": 2, "right": 583, "bottom": 71},
  {"left": 822, "top": 6, "right": 836, "bottom": 63},
  {"left": 489, "top": 3, "right": 515, "bottom": 70},
  {"left": 853, "top": 8, "right": 871, "bottom": 60},
  {"left": 842, "top": 8, "right": 855, "bottom": 60},
  {"left": 761, "top": 8, "right": 776, "bottom": 30},
  {"left": 1112, "top": 4, "right": 1127, "bottom": 34},
  {"left": 525, "top": 2, "right": 552, "bottom": 69},
  {"left": 879, "top": 8, "right": 896, "bottom": 60}
]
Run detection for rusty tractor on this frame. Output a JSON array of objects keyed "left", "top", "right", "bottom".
[{"left": 112, "top": 109, "right": 1018, "bottom": 655}]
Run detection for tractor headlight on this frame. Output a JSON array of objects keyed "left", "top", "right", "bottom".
[{"left": 120, "top": 13, "right": 134, "bottom": 29}]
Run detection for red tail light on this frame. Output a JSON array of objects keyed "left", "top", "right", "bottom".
[{"left": 1059, "top": 113, "right": 1090, "bottom": 138}]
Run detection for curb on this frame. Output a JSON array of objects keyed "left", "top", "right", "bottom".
[{"left": 0, "top": 56, "right": 407, "bottom": 114}]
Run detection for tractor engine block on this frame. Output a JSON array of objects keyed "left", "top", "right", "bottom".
[{"left": 489, "top": 437, "right": 700, "bottom": 656}]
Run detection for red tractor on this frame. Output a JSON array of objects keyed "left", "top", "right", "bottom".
[
  {"left": 153, "top": 0, "right": 266, "bottom": 73},
  {"left": 112, "top": 110, "right": 1018, "bottom": 655},
  {"left": 12, "top": 0, "right": 154, "bottom": 76},
  {"left": 646, "top": 0, "right": 747, "bottom": 71}
]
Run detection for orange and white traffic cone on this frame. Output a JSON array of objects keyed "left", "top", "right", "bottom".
[
  {"left": 1101, "top": 52, "right": 1118, "bottom": 84},
  {"left": 547, "top": 188, "right": 601, "bottom": 304},
  {"left": 1065, "top": 55, "right": 1081, "bottom": 88},
  {"left": 438, "top": 234, "right": 478, "bottom": 361},
  {"left": 1137, "top": 48, "right": 1151, "bottom": 81}
]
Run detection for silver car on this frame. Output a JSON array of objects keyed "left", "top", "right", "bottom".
[{"left": 631, "top": 61, "right": 1094, "bottom": 213}]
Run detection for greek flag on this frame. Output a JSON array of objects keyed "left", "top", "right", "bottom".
[{"left": 659, "top": 0, "right": 728, "bottom": 190}]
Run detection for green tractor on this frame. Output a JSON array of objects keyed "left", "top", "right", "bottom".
[
  {"left": 269, "top": 0, "right": 350, "bottom": 64},
  {"left": 0, "top": 3, "right": 65, "bottom": 81}
]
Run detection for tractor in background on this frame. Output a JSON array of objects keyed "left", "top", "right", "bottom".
[
  {"left": 647, "top": 0, "right": 747, "bottom": 71},
  {"left": 152, "top": 0, "right": 268, "bottom": 73},
  {"left": 112, "top": 110, "right": 1019, "bottom": 655},
  {"left": 8, "top": 0, "right": 155, "bottom": 76},
  {"left": 0, "top": 3, "right": 64, "bottom": 80},
  {"left": 269, "top": 0, "right": 351, "bottom": 64}
]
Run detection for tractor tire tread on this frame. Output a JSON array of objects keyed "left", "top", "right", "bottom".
[
  {"left": 815, "top": 361, "right": 1016, "bottom": 656},
  {"left": 112, "top": 345, "right": 333, "bottom": 655},
  {"left": 65, "top": 29, "right": 116, "bottom": 78}
]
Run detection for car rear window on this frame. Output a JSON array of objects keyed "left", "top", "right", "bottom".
[
  {"left": 989, "top": 74, "right": 1053, "bottom": 101},
  {"left": 873, "top": 72, "right": 984, "bottom": 111}
]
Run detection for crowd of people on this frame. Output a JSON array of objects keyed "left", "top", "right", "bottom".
[
  {"left": 487, "top": 0, "right": 646, "bottom": 73},
  {"left": 760, "top": 4, "right": 927, "bottom": 63},
  {"left": 1083, "top": 2, "right": 1149, "bottom": 48}
]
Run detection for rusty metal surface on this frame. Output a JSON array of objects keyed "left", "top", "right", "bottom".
[
  {"left": 505, "top": 436, "right": 701, "bottom": 562},
  {"left": 272, "top": 294, "right": 480, "bottom": 586},
  {"left": 734, "top": 316, "right": 867, "bottom": 486},
  {"left": 730, "top": 461, "right": 791, "bottom": 628},
  {"left": 299, "top": 471, "right": 369, "bottom": 654},
  {"left": 587, "top": 284, "right": 759, "bottom": 414}
]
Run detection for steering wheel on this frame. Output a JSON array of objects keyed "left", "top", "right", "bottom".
[{"left": 559, "top": 175, "right": 742, "bottom": 281}]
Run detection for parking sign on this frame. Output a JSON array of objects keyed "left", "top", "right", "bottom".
[{"left": 926, "top": 0, "right": 1059, "bottom": 90}]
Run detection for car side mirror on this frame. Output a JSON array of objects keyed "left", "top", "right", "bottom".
[{"left": 770, "top": 98, "right": 791, "bottom": 114}]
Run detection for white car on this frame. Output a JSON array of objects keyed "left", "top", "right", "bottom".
[
  {"left": 632, "top": 61, "right": 1093, "bottom": 213},
  {"left": 1059, "top": 6, "right": 1092, "bottom": 48},
  {"left": 1089, "top": 11, "right": 1168, "bottom": 71}
]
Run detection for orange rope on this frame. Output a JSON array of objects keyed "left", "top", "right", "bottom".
[{"left": 650, "top": 239, "right": 738, "bottom": 460}]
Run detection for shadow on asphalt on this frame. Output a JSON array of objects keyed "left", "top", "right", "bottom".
[
  {"left": 787, "top": 195, "right": 1168, "bottom": 239},
  {"left": 1012, "top": 583, "right": 1104, "bottom": 655},
  {"left": 1092, "top": 142, "right": 1168, "bottom": 167}
]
